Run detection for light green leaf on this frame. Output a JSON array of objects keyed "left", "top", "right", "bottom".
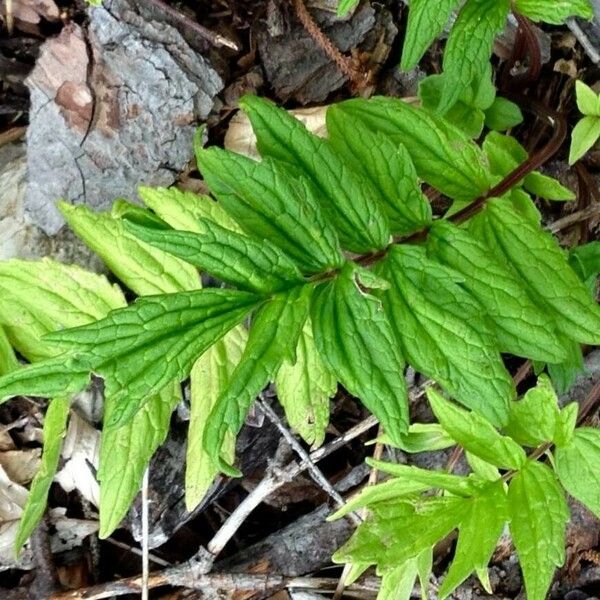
[
  {"left": 543, "top": 336, "right": 585, "bottom": 395},
  {"left": 400, "top": 0, "right": 459, "bottom": 71},
  {"left": 367, "top": 459, "right": 476, "bottom": 496},
  {"left": 126, "top": 219, "right": 304, "bottom": 294},
  {"left": 333, "top": 496, "right": 469, "bottom": 569},
  {"left": 554, "top": 402, "right": 579, "bottom": 448},
  {"left": 14, "top": 397, "right": 70, "bottom": 552},
  {"left": 238, "top": 96, "right": 390, "bottom": 253},
  {"left": 575, "top": 80, "right": 600, "bottom": 117},
  {"left": 0, "top": 257, "right": 125, "bottom": 362},
  {"left": 524, "top": 172, "right": 575, "bottom": 201},
  {"left": 186, "top": 326, "right": 246, "bottom": 510},
  {"left": 570, "top": 241, "right": 600, "bottom": 290},
  {"left": 427, "top": 388, "right": 526, "bottom": 469},
  {"left": 466, "top": 452, "right": 501, "bottom": 481},
  {"left": 336, "top": 0, "right": 359, "bottom": 17},
  {"left": 0, "top": 326, "right": 18, "bottom": 376},
  {"left": 569, "top": 115, "right": 600, "bottom": 164},
  {"left": 138, "top": 186, "right": 242, "bottom": 234},
  {"left": 204, "top": 285, "right": 312, "bottom": 475},
  {"left": 275, "top": 318, "right": 335, "bottom": 447},
  {"left": 555, "top": 428, "right": 600, "bottom": 517},
  {"left": 514, "top": 0, "right": 593, "bottom": 24},
  {"left": 44, "top": 289, "right": 262, "bottom": 426},
  {"left": 311, "top": 263, "right": 409, "bottom": 444},
  {"left": 326, "top": 108, "right": 432, "bottom": 235},
  {"left": 376, "top": 423, "right": 455, "bottom": 453},
  {"left": 505, "top": 375, "right": 559, "bottom": 447},
  {"left": 331, "top": 97, "right": 493, "bottom": 203},
  {"left": 377, "top": 560, "right": 419, "bottom": 600},
  {"left": 508, "top": 460, "right": 569, "bottom": 600},
  {"left": 438, "top": 0, "right": 510, "bottom": 114},
  {"left": 486, "top": 199, "right": 600, "bottom": 345},
  {"left": 380, "top": 245, "right": 513, "bottom": 425},
  {"left": 484, "top": 96, "right": 524, "bottom": 131},
  {"left": 439, "top": 481, "right": 508, "bottom": 599},
  {"left": 59, "top": 202, "right": 200, "bottom": 295},
  {"left": 195, "top": 147, "right": 344, "bottom": 272},
  {"left": 98, "top": 380, "right": 181, "bottom": 538},
  {"left": 428, "top": 220, "right": 566, "bottom": 363}
]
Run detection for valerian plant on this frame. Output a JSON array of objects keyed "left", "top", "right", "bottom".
[{"left": 0, "top": 92, "right": 600, "bottom": 600}]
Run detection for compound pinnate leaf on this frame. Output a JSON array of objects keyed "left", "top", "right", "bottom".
[
  {"left": 427, "top": 388, "right": 526, "bottom": 469},
  {"left": 438, "top": 0, "right": 510, "bottom": 114},
  {"left": 311, "top": 263, "right": 409, "bottom": 444},
  {"left": 15, "top": 397, "right": 70, "bottom": 553},
  {"left": 326, "top": 110, "right": 432, "bottom": 235},
  {"left": 508, "top": 461, "right": 569, "bottom": 600},
  {"left": 439, "top": 481, "right": 508, "bottom": 599},
  {"left": 98, "top": 380, "right": 181, "bottom": 538},
  {"left": 400, "top": 0, "right": 459, "bottom": 71},
  {"left": 569, "top": 115, "right": 600, "bottom": 165},
  {"left": 238, "top": 96, "right": 390, "bottom": 253},
  {"left": 514, "top": 0, "right": 593, "bottom": 24},
  {"left": 505, "top": 375, "right": 559, "bottom": 447},
  {"left": 275, "top": 318, "right": 336, "bottom": 447},
  {"left": 45, "top": 289, "right": 262, "bottom": 426},
  {"left": 486, "top": 199, "right": 600, "bottom": 346},
  {"left": 138, "top": 186, "right": 242, "bottom": 234},
  {"left": 0, "top": 326, "right": 18, "bottom": 376},
  {"left": 196, "top": 146, "right": 344, "bottom": 272},
  {"left": 126, "top": 218, "right": 304, "bottom": 294},
  {"left": 0, "top": 257, "right": 125, "bottom": 362},
  {"left": 331, "top": 98, "right": 492, "bottom": 204},
  {"left": 186, "top": 326, "right": 246, "bottom": 511},
  {"left": 555, "top": 428, "right": 600, "bottom": 518},
  {"left": 380, "top": 244, "right": 513, "bottom": 425},
  {"left": 428, "top": 220, "right": 566, "bottom": 363},
  {"left": 59, "top": 202, "right": 200, "bottom": 295},
  {"left": 204, "top": 284, "right": 313, "bottom": 474}
]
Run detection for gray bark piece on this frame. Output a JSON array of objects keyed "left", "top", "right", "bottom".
[{"left": 24, "top": 0, "right": 223, "bottom": 235}]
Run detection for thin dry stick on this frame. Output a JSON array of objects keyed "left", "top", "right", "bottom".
[
  {"left": 290, "top": 0, "right": 367, "bottom": 89},
  {"left": 0, "top": 126, "right": 26, "bottom": 148},
  {"left": 548, "top": 204, "right": 600, "bottom": 234},
  {"left": 256, "top": 397, "right": 360, "bottom": 523},
  {"left": 105, "top": 538, "right": 170, "bottom": 567},
  {"left": 141, "top": 467, "right": 150, "bottom": 600},
  {"left": 4, "top": 0, "right": 13, "bottom": 34}
]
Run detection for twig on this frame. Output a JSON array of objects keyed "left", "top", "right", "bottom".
[
  {"left": 105, "top": 538, "right": 170, "bottom": 567},
  {"left": 0, "top": 126, "right": 26, "bottom": 148},
  {"left": 567, "top": 18, "right": 600, "bottom": 64},
  {"left": 256, "top": 398, "right": 360, "bottom": 523},
  {"left": 548, "top": 204, "right": 600, "bottom": 233},
  {"left": 290, "top": 0, "right": 369, "bottom": 90},
  {"left": 4, "top": 0, "right": 13, "bottom": 34},
  {"left": 141, "top": 467, "right": 150, "bottom": 600}
]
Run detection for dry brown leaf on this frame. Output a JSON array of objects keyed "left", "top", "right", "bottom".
[{"left": 0, "top": 449, "right": 41, "bottom": 484}]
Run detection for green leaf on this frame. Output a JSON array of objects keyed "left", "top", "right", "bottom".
[
  {"left": 428, "top": 220, "right": 566, "bottom": 363},
  {"left": 505, "top": 375, "right": 559, "bottom": 446},
  {"left": 514, "top": 0, "right": 593, "bottom": 24},
  {"left": 575, "top": 80, "right": 600, "bottom": 117},
  {"left": 0, "top": 356, "right": 91, "bottom": 404},
  {"left": 336, "top": 0, "right": 359, "bottom": 17},
  {"left": 311, "top": 263, "right": 409, "bottom": 444},
  {"left": 570, "top": 241, "right": 600, "bottom": 290},
  {"left": 524, "top": 172, "right": 575, "bottom": 201},
  {"left": 326, "top": 114, "right": 432, "bottom": 234},
  {"left": 484, "top": 96, "right": 524, "bottom": 131},
  {"left": 186, "top": 326, "right": 246, "bottom": 510},
  {"left": 45, "top": 289, "right": 262, "bottom": 426},
  {"left": 427, "top": 388, "right": 526, "bottom": 469},
  {"left": 380, "top": 245, "right": 513, "bottom": 425},
  {"left": 195, "top": 147, "right": 344, "bottom": 272},
  {"left": 400, "top": 0, "right": 459, "bottom": 71},
  {"left": 138, "top": 186, "right": 242, "bottom": 234},
  {"left": 275, "top": 318, "right": 336, "bottom": 447},
  {"left": 554, "top": 402, "right": 578, "bottom": 448},
  {"left": 238, "top": 96, "right": 390, "bottom": 253},
  {"left": 126, "top": 219, "right": 304, "bottom": 294},
  {"left": 555, "top": 428, "right": 600, "bottom": 517},
  {"left": 0, "top": 326, "right": 18, "bottom": 376},
  {"left": 439, "top": 481, "right": 508, "bottom": 599},
  {"left": 569, "top": 115, "right": 600, "bottom": 164},
  {"left": 377, "top": 560, "right": 419, "bottom": 600},
  {"left": 331, "top": 97, "right": 493, "bottom": 204},
  {"left": 98, "top": 380, "right": 180, "bottom": 538},
  {"left": 508, "top": 461, "right": 569, "bottom": 600},
  {"left": 333, "top": 496, "right": 469, "bottom": 569},
  {"left": 14, "top": 397, "right": 70, "bottom": 552},
  {"left": 0, "top": 258, "right": 125, "bottom": 362},
  {"left": 438, "top": 0, "right": 510, "bottom": 114},
  {"left": 546, "top": 338, "right": 585, "bottom": 395},
  {"left": 204, "top": 284, "right": 312, "bottom": 474},
  {"left": 367, "top": 459, "right": 476, "bottom": 496},
  {"left": 485, "top": 199, "right": 600, "bottom": 345},
  {"left": 466, "top": 451, "right": 501, "bottom": 481},
  {"left": 59, "top": 202, "right": 200, "bottom": 295},
  {"left": 375, "top": 423, "right": 455, "bottom": 453}
]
